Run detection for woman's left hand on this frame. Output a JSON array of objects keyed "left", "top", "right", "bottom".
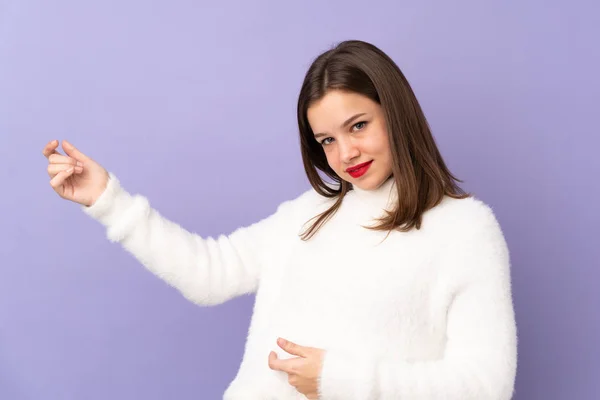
[{"left": 268, "top": 337, "right": 326, "bottom": 399}]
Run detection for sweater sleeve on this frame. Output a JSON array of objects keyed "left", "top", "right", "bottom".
[
  {"left": 81, "top": 172, "right": 295, "bottom": 306},
  {"left": 317, "top": 208, "right": 518, "bottom": 400}
]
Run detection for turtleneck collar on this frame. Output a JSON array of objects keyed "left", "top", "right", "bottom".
[{"left": 349, "top": 174, "right": 397, "bottom": 214}]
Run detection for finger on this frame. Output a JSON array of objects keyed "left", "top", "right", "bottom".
[
  {"left": 62, "top": 140, "right": 90, "bottom": 162},
  {"left": 268, "top": 351, "right": 280, "bottom": 371},
  {"left": 268, "top": 352, "right": 300, "bottom": 374},
  {"left": 278, "top": 338, "right": 307, "bottom": 358},
  {"left": 42, "top": 139, "right": 60, "bottom": 158},
  {"left": 47, "top": 163, "right": 83, "bottom": 178},
  {"left": 48, "top": 153, "right": 83, "bottom": 167},
  {"left": 50, "top": 167, "right": 75, "bottom": 190},
  {"left": 268, "top": 351, "right": 293, "bottom": 373}
]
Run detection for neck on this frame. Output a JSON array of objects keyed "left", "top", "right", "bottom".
[{"left": 350, "top": 175, "right": 397, "bottom": 212}]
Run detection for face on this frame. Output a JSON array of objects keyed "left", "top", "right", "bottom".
[{"left": 307, "top": 89, "right": 393, "bottom": 191}]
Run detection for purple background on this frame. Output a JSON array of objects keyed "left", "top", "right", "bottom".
[{"left": 1, "top": 1, "right": 598, "bottom": 399}]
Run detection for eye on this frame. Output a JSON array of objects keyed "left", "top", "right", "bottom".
[
  {"left": 352, "top": 121, "right": 367, "bottom": 131},
  {"left": 320, "top": 137, "right": 334, "bottom": 146}
]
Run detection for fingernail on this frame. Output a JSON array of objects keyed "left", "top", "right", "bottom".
[
  {"left": 67, "top": 167, "right": 74, "bottom": 173},
  {"left": 76, "top": 161, "right": 83, "bottom": 167}
]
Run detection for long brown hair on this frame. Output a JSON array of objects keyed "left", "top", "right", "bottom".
[{"left": 297, "top": 40, "right": 470, "bottom": 241}]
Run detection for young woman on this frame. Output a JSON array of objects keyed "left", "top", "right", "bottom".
[{"left": 43, "top": 40, "right": 517, "bottom": 399}]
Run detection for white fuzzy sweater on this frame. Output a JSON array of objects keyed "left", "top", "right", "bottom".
[{"left": 83, "top": 174, "right": 517, "bottom": 400}]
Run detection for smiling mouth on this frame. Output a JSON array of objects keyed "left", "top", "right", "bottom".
[
  {"left": 345, "top": 161, "right": 373, "bottom": 178},
  {"left": 345, "top": 160, "right": 373, "bottom": 172}
]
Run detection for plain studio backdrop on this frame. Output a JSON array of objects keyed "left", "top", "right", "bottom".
[{"left": 0, "top": 0, "right": 598, "bottom": 399}]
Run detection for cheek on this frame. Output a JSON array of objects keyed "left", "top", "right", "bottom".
[
  {"left": 360, "top": 135, "right": 388, "bottom": 156},
  {"left": 370, "top": 128, "right": 391, "bottom": 155},
  {"left": 324, "top": 150, "right": 337, "bottom": 165},
  {"left": 323, "top": 149, "right": 343, "bottom": 171}
]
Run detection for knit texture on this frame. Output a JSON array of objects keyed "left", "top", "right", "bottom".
[{"left": 83, "top": 174, "right": 517, "bottom": 399}]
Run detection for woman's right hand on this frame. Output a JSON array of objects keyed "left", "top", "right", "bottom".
[{"left": 43, "top": 139, "right": 110, "bottom": 207}]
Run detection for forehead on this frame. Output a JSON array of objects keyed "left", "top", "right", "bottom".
[{"left": 307, "top": 90, "right": 377, "bottom": 125}]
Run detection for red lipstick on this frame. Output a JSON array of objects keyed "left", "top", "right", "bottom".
[{"left": 345, "top": 160, "right": 373, "bottom": 178}]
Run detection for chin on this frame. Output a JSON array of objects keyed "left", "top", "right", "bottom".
[
  {"left": 351, "top": 177, "right": 377, "bottom": 191},
  {"left": 356, "top": 174, "right": 391, "bottom": 191}
]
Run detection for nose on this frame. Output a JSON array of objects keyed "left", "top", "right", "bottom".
[{"left": 338, "top": 136, "right": 360, "bottom": 165}]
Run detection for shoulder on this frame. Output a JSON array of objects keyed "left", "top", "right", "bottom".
[
  {"left": 423, "top": 195, "right": 504, "bottom": 240},
  {"left": 426, "top": 196, "right": 511, "bottom": 281},
  {"left": 270, "top": 186, "right": 334, "bottom": 224}
]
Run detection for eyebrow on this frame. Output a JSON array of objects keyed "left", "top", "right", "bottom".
[{"left": 313, "top": 113, "right": 367, "bottom": 139}]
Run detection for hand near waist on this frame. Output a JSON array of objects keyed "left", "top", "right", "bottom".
[{"left": 268, "top": 337, "right": 325, "bottom": 400}]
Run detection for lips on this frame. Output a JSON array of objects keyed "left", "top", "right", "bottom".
[
  {"left": 345, "top": 160, "right": 373, "bottom": 178},
  {"left": 345, "top": 160, "right": 373, "bottom": 173}
]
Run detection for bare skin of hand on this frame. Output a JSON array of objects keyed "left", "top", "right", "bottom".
[
  {"left": 268, "top": 338, "right": 325, "bottom": 400},
  {"left": 42, "top": 139, "right": 109, "bottom": 207}
]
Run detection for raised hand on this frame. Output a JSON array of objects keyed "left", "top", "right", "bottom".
[{"left": 43, "top": 139, "right": 109, "bottom": 206}]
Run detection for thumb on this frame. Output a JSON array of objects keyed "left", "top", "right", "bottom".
[
  {"left": 62, "top": 140, "right": 90, "bottom": 162},
  {"left": 268, "top": 351, "right": 280, "bottom": 371}
]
